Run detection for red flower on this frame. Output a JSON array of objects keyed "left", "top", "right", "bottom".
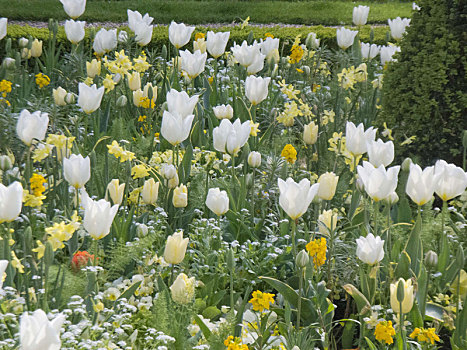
[{"left": 71, "top": 251, "right": 95, "bottom": 272}]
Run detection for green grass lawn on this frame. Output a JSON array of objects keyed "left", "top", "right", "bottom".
[{"left": 2, "top": 0, "right": 412, "bottom": 25}]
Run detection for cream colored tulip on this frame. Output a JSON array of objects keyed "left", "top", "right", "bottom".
[
  {"left": 106, "top": 179, "right": 125, "bottom": 205},
  {"left": 53, "top": 87, "right": 67, "bottom": 106},
  {"left": 303, "top": 121, "right": 318, "bottom": 145},
  {"left": 30, "top": 39, "right": 43, "bottom": 58},
  {"left": 317, "top": 172, "right": 339, "bottom": 200},
  {"left": 141, "top": 178, "right": 160, "bottom": 206},
  {"left": 86, "top": 59, "right": 101, "bottom": 78},
  {"left": 164, "top": 231, "right": 189, "bottom": 264},
  {"left": 390, "top": 278, "right": 414, "bottom": 314},
  {"left": 170, "top": 273, "right": 195, "bottom": 304},
  {"left": 173, "top": 184, "right": 188, "bottom": 208},
  {"left": 126, "top": 72, "right": 141, "bottom": 91},
  {"left": 318, "top": 210, "right": 338, "bottom": 235}
]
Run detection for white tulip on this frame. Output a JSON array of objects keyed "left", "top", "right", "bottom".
[
  {"left": 206, "top": 31, "right": 230, "bottom": 58},
  {"left": 356, "top": 233, "right": 385, "bottom": 265},
  {"left": 213, "top": 104, "right": 234, "bottom": 120},
  {"left": 357, "top": 161, "right": 400, "bottom": 202},
  {"left": 81, "top": 189, "right": 119, "bottom": 240},
  {"left": 134, "top": 21, "right": 153, "bottom": 46},
  {"left": 336, "top": 27, "right": 358, "bottom": 50},
  {"left": 161, "top": 111, "right": 194, "bottom": 146},
  {"left": 53, "top": 87, "right": 68, "bottom": 106},
  {"left": 20, "top": 309, "right": 65, "bottom": 350},
  {"left": 231, "top": 41, "right": 261, "bottom": 67},
  {"left": 406, "top": 164, "right": 438, "bottom": 206},
  {"left": 380, "top": 45, "right": 401, "bottom": 65},
  {"left": 388, "top": 17, "right": 411, "bottom": 40},
  {"left": 303, "top": 121, "right": 318, "bottom": 145},
  {"left": 77, "top": 83, "right": 104, "bottom": 114},
  {"left": 127, "top": 9, "right": 153, "bottom": 32},
  {"left": 206, "top": 187, "right": 229, "bottom": 216},
  {"left": 16, "top": 109, "right": 49, "bottom": 146},
  {"left": 168, "top": 21, "right": 195, "bottom": 49},
  {"left": 245, "top": 75, "right": 270, "bottom": 105},
  {"left": 317, "top": 172, "right": 339, "bottom": 200},
  {"left": 60, "top": 0, "right": 86, "bottom": 19},
  {"left": 353, "top": 5, "right": 370, "bottom": 26},
  {"left": 160, "top": 163, "right": 177, "bottom": 180},
  {"left": 345, "top": 121, "right": 377, "bottom": 156},
  {"left": 259, "top": 37, "right": 280, "bottom": 60},
  {"left": 213, "top": 118, "right": 251, "bottom": 156},
  {"left": 246, "top": 52, "right": 265, "bottom": 74},
  {"left": 278, "top": 178, "right": 320, "bottom": 220},
  {"left": 179, "top": 49, "right": 207, "bottom": 79},
  {"left": 306, "top": 32, "right": 320, "bottom": 49},
  {"left": 0, "top": 182, "right": 23, "bottom": 223},
  {"left": 164, "top": 231, "right": 189, "bottom": 264},
  {"left": 126, "top": 71, "right": 141, "bottom": 91},
  {"left": 93, "top": 28, "right": 117, "bottom": 55},
  {"left": 248, "top": 151, "right": 261, "bottom": 168},
  {"left": 434, "top": 160, "right": 467, "bottom": 201},
  {"left": 166, "top": 89, "right": 199, "bottom": 118},
  {"left": 63, "top": 154, "right": 90, "bottom": 189},
  {"left": 64, "top": 19, "right": 85, "bottom": 44},
  {"left": 0, "top": 18, "right": 7, "bottom": 41},
  {"left": 361, "top": 42, "right": 380, "bottom": 59},
  {"left": 106, "top": 179, "right": 125, "bottom": 205},
  {"left": 86, "top": 59, "right": 101, "bottom": 78},
  {"left": 367, "top": 139, "right": 394, "bottom": 167},
  {"left": 141, "top": 178, "right": 160, "bottom": 206},
  {"left": 170, "top": 273, "right": 195, "bottom": 304}
]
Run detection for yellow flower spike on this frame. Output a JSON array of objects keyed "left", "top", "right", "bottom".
[
  {"left": 248, "top": 290, "right": 275, "bottom": 313},
  {"left": 35, "top": 73, "right": 50, "bottom": 89},
  {"left": 374, "top": 320, "right": 396, "bottom": 344},
  {"left": 280, "top": 144, "right": 297, "bottom": 164},
  {"left": 131, "top": 164, "right": 149, "bottom": 179},
  {"left": 10, "top": 251, "right": 24, "bottom": 273},
  {"left": 306, "top": 237, "right": 327, "bottom": 268}
]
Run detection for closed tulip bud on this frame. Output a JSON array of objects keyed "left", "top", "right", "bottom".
[
  {"left": 53, "top": 87, "right": 67, "bottom": 106},
  {"left": 245, "top": 75, "right": 270, "bottom": 105},
  {"left": 170, "top": 273, "right": 195, "bottom": 304},
  {"left": 136, "top": 223, "right": 148, "bottom": 237},
  {"left": 64, "top": 93, "right": 75, "bottom": 104},
  {"left": 169, "top": 21, "right": 195, "bottom": 49},
  {"left": 424, "top": 250, "right": 438, "bottom": 270},
  {"left": 317, "top": 172, "right": 339, "bottom": 200},
  {"left": 64, "top": 19, "right": 85, "bottom": 44},
  {"left": 353, "top": 5, "right": 369, "bottom": 26},
  {"left": 305, "top": 32, "right": 320, "bottom": 50},
  {"left": 386, "top": 191, "right": 399, "bottom": 205},
  {"left": 336, "top": 27, "right": 358, "bottom": 50},
  {"left": 93, "top": 28, "right": 117, "bottom": 55},
  {"left": 18, "top": 37, "right": 29, "bottom": 48},
  {"left": 356, "top": 233, "right": 384, "bottom": 265},
  {"left": 205, "top": 187, "right": 229, "bottom": 216},
  {"left": 2, "top": 57, "right": 15, "bottom": 70},
  {"left": 213, "top": 119, "right": 251, "bottom": 156},
  {"left": 248, "top": 151, "right": 261, "bottom": 168},
  {"left": 168, "top": 173, "right": 180, "bottom": 189},
  {"left": 406, "top": 164, "right": 438, "bottom": 206},
  {"left": 345, "top": 121, "right": 377, "bottom": 156},
  {"left": 126, "top": 72, "right": 141, "bottom": 91},
  {"left": 433, "top": 160, "right": 467, "bottom": 201},
  {"left": 118, "top": 30, "right": 128, "bottom": 43},
  {"left": 166, "top": 88, "right": 198, "bottom": 118},
  {"left": 388, "top": 17, "right": 411, "bottom": 41},
  {"left": 0, "top": 18, "right": 6, "bottom": 41},
  {"left": 78, "top": 83, "right": 105, "bottom": 114},
  {"left": 30, "top": 39, "right": 42, "bottom": 57},
  {"left": 0, "top": 155, "right": 12, "bottom": 171},
  {"left": 106, "top": 179, "right": 125, "bottom": 205},
  {"left": 296, "top": 249, "right": 309, "bottom": 268},
  {"left": 63, "top": 154, "right": 90, "bottom": 189},
  {"left": 401, "top": 157, "right": 412, "bottom": 172},
  {"left": 0, "top": 182, "right": 23, "bottom": 223},
  {"left": 179, "top": 49, "right": 207, "bottom": 79},
  {"left": 357, "top": 161, "right": 400, "bottom": 202},
  {"left": 60, "top": 0, "right": 86, "bottom": 19},
  {"left": 367, "top": 139, "right": 394, "bottom": 167},
  {"left": 278, "top": 178, "right": 320, "bottom": 220},
  {"left": 213, "top": 104, "right": 234, "bottom": 120},
  {"left": 20, "top": 309, "right": 65, "bottom": 350},
  {"left": 16, "top": 109, "right": 49, "bottom": 146},
  {"left": 160, "top": 163, "right": 177, "bottom": 180},
  {"left": 116, "top": 95, "right": 127, "bottom": 107},
  {"left": 161, "top": 111, "right": 194, "bottom": 146},
  {"left": 303, "top": 121, "right": 318, "bottom": 145},
  {"left": 173, "top": 184, "right": 188, "bottom": 208},
  {"left": 141, "top": 178, "right": 160, "bottom": 206},
  {"left": 164, "top": 231, "right": 189, "bottom": 264},
  {"left": 86, "top": 59, "right": 101, "bottom": 78},
  {"left": 206, "top": 31, "right": 230, "bottom": 58},
  {"left": 81, "top": 189, "right": 118, "bottom": 240},
  {"left": 390, "top": 278, "right": 414, "bottom": 314}
]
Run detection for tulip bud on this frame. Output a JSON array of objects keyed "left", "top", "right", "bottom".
[
  {"left": 317, "top": 172, "right": 339, "bottom": 200},
  {"left": 30, "top": 39, "right": 43, "bottom": 58},
  {"left": 53, "top": 87, "right": 67, "bottom": 106},
  {"left": 212, "top": 104, "right": 233, "bottom": 120},
  {"left": 424, "top": 250, "right": 438, "bottom": 270},
  {"left": 2, "top": 57, "right": 15, "bottom": 70},
  {"left": 248, "top": 151, "right": 261, "bottom": 168},
  {"left": 386, "top": 191, "right": 399, "bottom": 205},
  {"left": 141, "top": 178, "right": 160, "bottom": 206},
  {"left": 116, "top": 95, "right": 127, "bottom": 107},
  {"left": 173, "top": 184, "right": 188, "bottom": 208},
  {"left": 0, "top": 155, "right": 13, "bottom": 171},
  {"left": 86, "top": 59, "right": 101, "bottom": 79},
  {"left": 302, "top": 65, "right": 311, "bottom": 75},
  {"left": 456, "top": 246, "right": 465, "bottom": 270},
  {"left": 226, "top": 248, "right": 235, "bottom": 271},
  {"left": 401, "top": 157, "right": 412, "bottom": 172},
  {"left": 161, "top": 163, "right": 177, "bottom": 180},
  {"left": 65, "top": 92, "right": 75, "bottom": 104},
  {"left": 396, "top": 279, "right": 405, "bottom": 304},
  {"left": 164, "top": 231, "right": 189, "bottom": 264},
  {"left": 136, "top": 223, "right": 148, "bottom": 237},
  {"left": 19, "top": 37, "right": 29, "bottom": 48},
  {"left": 303, "top": 121, "right": 318, "bottom": 145},
  {"left": 205, "top": 187, "right": 229, "bottom": 216},
  {"left": 296, "top": 250, "right": 309, "bottom": 268}
]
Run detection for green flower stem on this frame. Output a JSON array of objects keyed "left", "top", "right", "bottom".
[
  {"left": 386, "top": 203, "right": 392, "bottom": 262},
  {"left": 291, "top": 219, "right": 297, "bottom": 264},
  {"left": 296, "top": 266, "right": 304, "bottom": 330},
  {"left": 373, "top": 200, "right": 380, "bottom": 235}
]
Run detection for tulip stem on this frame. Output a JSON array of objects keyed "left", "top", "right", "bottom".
[
  {"left": 251, "top": 169, "right": 255, "bottom": 224},
  {"left": 373, "top": 200, "right": 379, "bottom": 235},
  {"left": 291, "top": 219, "right": 297, "bottom": 264},
  {"left": 296, "top": 266, "right": 304, "bottom": 330},
  {"left": 170, "top": 264, "right": 175, "bottom": 286},
  {"left": 386, "top": 204, "right": 392, "bottom": 262}
]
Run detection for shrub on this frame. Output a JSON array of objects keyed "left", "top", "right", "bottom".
[{"left": 379, "top": 0, "right": 467, "bottom": 166}]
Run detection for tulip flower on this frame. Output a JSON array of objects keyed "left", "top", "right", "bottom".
[
  {"left": 406, "top": 164, "right": 439, "bottom": 206},
  {"left": 93, "top": 28, "right": 117, "bottom": 55},
  {"left": 141, "top": 178, "right": 160, "bottom": 206},
  {"left": 206, "top": 187, "right": 229, "bottom": 216},
  {"left": 133, "top": 82, "right": 157, "bottom": 107},
  {"left": 386, "top": 191, "right": 399, "bottom": 205},
  {"left": 30, "top": 39, "right": 43, "bottom": 58},
  {"left": 169, "top": 21, "right": 195, "bottom": 49},
  {"left": 278, "top": 178, "right": 320, "bottom": 220},
  {"left": 53, "top": 87, "right": 67, "bottom": 106},
  {"left": 60, "top": 0, "right": 86, "bottom": 19},
  {"left": 317, "top": 172, "right": 339, "bottom": 200},
  {"left": 259, "top": 36, "right": 280, "bottom": 61},
  {"left": 64, "top": 19, "right": 85, "bottom": 44},
  {"left": 306, "top": 32, "right": 320, "bottom": 49},
  {"left": 353, "top": 5, "right": 369, "bottom": 26},
  {"left": 173, "top": 184, "right": 188, "bottom": 208},
  {"left": 248, "top": 151, "right": 261, "bottom": 168},
  {"left": 434, "top": 160, "right": 467, "bottom": 201},
  {"left": 213, "top": 118, "right": 251, "bottom": 156},
  {"left": 336, "top": 27, "right": 358, "bottom": 50},
  {"left": 160, "top": 163, "right": 177, "bottom": 180},
  {"left": 356, "top": 233, "right": 384, "bottom": 265},
  {"left": 86, "top": 59, "right": 101, "bottom": 78},
  {"left": 231, "top": 41, "right": 261, "bottom": 67},
  {"left": 106, "top": 179, "right": 125, "bottom": 205},
  {"left": 2, "top": 57, "right": 15, "bottom": 70},
  {"left": 134, "top": 21, "right": 153, "bottom": 46},
  {"left": 0, "top": 18, "right": 7, "bottom": 41},
  {"left": 20, "top": 309, "right": 65, "bottom": 350},
  {"left": 245, "top": 75, "right": 270, "bottom": 106},
  {"left": 170, "top": 273, "right": 195, "bottom": 304},
  {"left": 166, "top": 89, "right": 199, "bottom": 118},
  {"left": 0, "top": 260, "right": 8, "bottom": 290},
  {"left": 77, "top": 83, "right": 105, "bottom": 114},
  {"left": 81, "top": 189, "right": 118, "bottom": 240},
  {"left": 318, "top": 209, "right": 338, "bottom": 235},
  {"left": 193, "top": 37, "right": 206, "bottom": 53},
  {"left": 16, "top": 110, "right": 49, "bottom": 146},
  {"left": 127, "top": 9, "right": 153, "bottom": 33},
  {"left": 126, "top": 71, "right": 141, "bottom": 91},
  {"left": 388, "top": 17, "right": 411, "bottom": 40},
  {"left": 206, "top": 31, "right": 230, "bottom": 58},
  {"left": 63, "top": 154, "right": 90, "bottom": 189},
  {"left": 246, "top": 52, "right": 266, "bottom": 75},
  {"left": 0, "top": 182, "right": 23, "bottom": 223},
  {"left": 361, "top": 43, "right": 380, "bottom": 60},
  {"left": 380, "top": 45, "right": 400, "bottom": 65},
  {"left": 345, "top": 121, "right": 377, "bottom": 156},
  {"left": 164, "top": 231, "right": 189, "bottom": 264},
  {"left": 303, "top": 121, "right": 318, "bottom": 145},
  {"left": 367, "top": 139, "right": 394, "bottom": 167},
  {"left": 390, "top": 278, "right": 414, "bottom": 314},
  {"left": 213, "top": 104, "right": 233, "bottom": 120},
  {"left": 161, "top": 111, "right": 194, "bottom": 146},
  {"left": 179, "top": 49, "right": 207, "bottom": 79},
  {"left": 357, "top": 161, "right": 400, "bottom": 202}
]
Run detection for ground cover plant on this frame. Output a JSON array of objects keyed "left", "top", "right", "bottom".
[{"left": 0, "top": 1, "right": 466, "bottom": 349}]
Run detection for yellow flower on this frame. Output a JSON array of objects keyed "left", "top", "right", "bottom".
[
  {"left": 30, "top": 174, "right": 46, "bottom": 197},
  {"left": 410, "top": 327, "right": 440, "bottom": 345},
  {"left": 0, "top": 80, "right": 12, "bottom": 97},
  {"left": 194, "top": 32, "right": 205, "bottom": 41},
  {"left": 264, "top": 32, "right": 274, "bottom": 39},
  {"left": 224, "top": 335, "right": 249, "bottom": 350},
  {"left": 240, "top": 16, "right": 250, "bottom": 29},
  {"left": 249, "top": 290, "right": 275, "bottom": 312},
  {"left": 24, "top": 193, "right": 46, "bottom": 208},
  {"left": 382, "top": 122, "right": 394, "bottom": 141},
  {"left": 278, "top": 80, "right": 300, "bottom": 100},
  {"left": 374, "top": 320, "right": 396, "bottom": 344},
  {"left": 35, "top": 73, "right": 50, "bottom": 89},
  {"left": 322, "top": 110, "right": 335, "bottom": 126},
  {"left": 103, "top": 74, "right": 116, "bottom": 92},
  {"left": 32, "top": 240, "right": 45, "bottom": 259},
  {"left": 32, "top": 144, "right": 54, "bottom": 162},
  {"left": 133, "top": 52, "right": 151, "bottom": 73},
  {"left": 289, "top": 45, "right": 304, "bottom": 64},
  {"left": 84, "top": 77, "right": 93, "bottom": 86},
  {"left": 280, "top": 144, "right": 297, "bottom": 164},
  {"left": 10, "top": 251, "right": 24, "bottom": 273},
  {"left": 107, "top": 140, "right": 124, "bottom": 157},
  {"left": 46, "top": 134, "right": 75, "bottom": 161},
  {"left": 306, "top": 237, "right": 327, "bottom": 268},
  {"left": 250, "top": 121, "right": 260, "bottom": 136},
  {"left": 131, "top": 164, "right": 149, "bottom": 179}
]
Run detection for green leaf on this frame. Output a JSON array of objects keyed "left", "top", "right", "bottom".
[
  {"left": 194, "top": 315, "right": 213, "bottom": 341},
  {"left": 405, "top": 214, "right": 422, "bottom": 276},
  {"left": 364, "top": 337, "right": 378, "bottom": 350},
  {"left": 394, "top": 251, "right": 411, "bottom": 280},
  {"left": 114, "top": 281, "right": 142, "bottom": 307},
  {"left": 425, "top": 303, "right": 444, "bottom": 322},
  {"left": 343, "top": 284, "right": 371, "bottom": 316}
]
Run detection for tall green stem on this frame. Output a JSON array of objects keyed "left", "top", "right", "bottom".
[
  {"left": 296, "top": 267, "right": 304, "bottom": 330},
  {"left": 291, "top": 219, "right": 297, "bottom": 263}
]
